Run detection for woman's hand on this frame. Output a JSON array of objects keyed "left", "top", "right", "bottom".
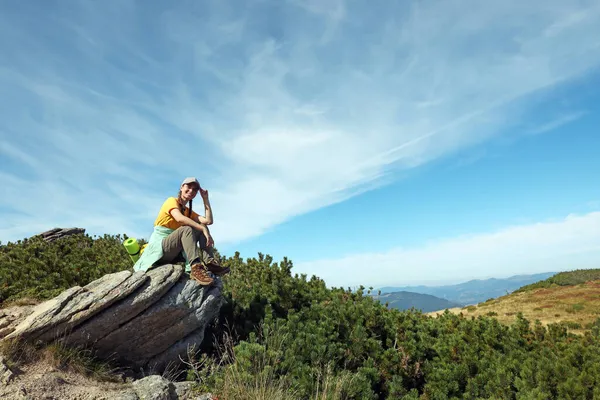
[
  {"left": 205, "top": 232, "right": 214, "bottom": 248},
  {"left": 200, "top": 188, "right": 209, "bottom": 202}
]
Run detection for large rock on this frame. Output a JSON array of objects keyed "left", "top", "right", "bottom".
[
  {"left": 1, "top": 265, "right": 225, "bottom": 374},
  {"left": 63, "top": 265, "right": 183, "bottom": 349},
  {"left": 94, "top": 277, "right": 223, "bottom": 371},
  {"left": 6, "top": 270, "right": 148, "bottom": 343}
]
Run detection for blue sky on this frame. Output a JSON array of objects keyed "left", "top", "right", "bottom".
[{"left": 1, "top": 0, "right": 600, "bottom": 288}]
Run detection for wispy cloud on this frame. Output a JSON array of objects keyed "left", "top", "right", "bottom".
[
  {"left": 527, "top": 111, "right": 588, "bottom": 135},
  {"left": 296, "top": 211, "right": 600, "bottom": 288},
  {"left": 1, "top": 1, "right": 600, "bottom": 245}
]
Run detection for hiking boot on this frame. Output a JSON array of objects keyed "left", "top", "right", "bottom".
[
  {"left": 190, "top": 263, "right": 214, "bottom": 286},
  {"left": 205, "top": 259, "right": 230, "bottom": 276}
]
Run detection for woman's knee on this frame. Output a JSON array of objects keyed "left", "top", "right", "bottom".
[
  {"left": 179, "top": 226, "right": 193, "bottom": 235},
  {"left": 179, "top": 225, "right": 202, "bottom": 240}
]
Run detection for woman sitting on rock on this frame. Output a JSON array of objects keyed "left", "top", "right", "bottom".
[{"left": 133, "top": 177, "right": 229, "bottom": 285}]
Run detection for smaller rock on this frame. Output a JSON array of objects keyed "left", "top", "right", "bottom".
[
  {"left": 0, "top": 356, "right": 15, "bottom": 385},
  {"left": 112, "top": 391, "right": 140, "bottom": 400},
  {"left": 0, "top": 326, "right": 15, "bottom": 339},
  {"left": 173, "top": 381, "right": 194, "bottom": 399},
  {"left": 38, "top": 227, "right": 86, "bottom": 242},
  {"left": 38, "top": 228, "right": 62, "bottom": 237},
  {"left": 132, "top": 375, "right": 177, "bottom": 400},
  {"left": 194, "top": 394, "right": 216, "bottom": 400},
  {"left": 0, "top": 305, "right": 36, "bottom": 340}
]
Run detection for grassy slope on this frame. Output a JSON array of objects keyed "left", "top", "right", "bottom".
[{"left": 428, "top": 269, "right": 600, "bottom": 335}]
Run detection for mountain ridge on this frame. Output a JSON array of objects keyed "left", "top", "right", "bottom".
[
  {"left": 376, "top": 271, "right": 558, "bottom": 305},
  {"left": 370, "top": 290, "right": 462, "bottom": 312}
]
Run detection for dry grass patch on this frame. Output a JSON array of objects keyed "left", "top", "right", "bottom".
[
  {"left": 0, "top": 337, "right": 120, "bottom": 382},
  {"left": 0, "top": 297, "right": 41, "bottom": 309},
  {"left": 427, "top": 280, "right": 600, "bottom": 335},
  {"left": 0, "top": 339, "right": 129, "bottom": 400}
]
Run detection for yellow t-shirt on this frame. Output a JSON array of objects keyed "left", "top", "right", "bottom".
[{"left": 154, "top": 197, "right": 200, "bottom": 230}]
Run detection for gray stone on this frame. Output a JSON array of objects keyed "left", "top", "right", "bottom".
[
  {"left": 36, "top": 270, "right": 149, "bottom": 342},
  {"left": 0, "top": 356, "right": 14, "bottom": 385},
  {"left": 0, "top": 306, "right": 35, "bottom": 340},
  {"left": 38, "top": 227, "right": 86, "bottom": 242},
  {"left": 194, "top": 394, "right": 215, "bottom": 400},
  {"left": 173, "top": 381, "right": 194, "bottom": 400},
  {"left": 145, "top": 283, "right": 224, "bottom": 373},
  {"left": 132, "top": 375, "right": 177, "bottom": 400},
  {"left": 7, "top": 270, "right": 144, "bottom": 342},
  {"left": 64, "top": 264, "right": 183, "bottom": 348},
  {"left": 1, "top": 264, "right": 224, "bottom": 375},
  {"left": 39, "top": 228, "right": 62, "bottom": 237},
  {"left": 6, "top": 286, "right": 83, "bottom": 341},
  {"left": 112, "top": 391, "right": 140, "bottom": 400},
  {"left": 95, "top": 277, "right": 223, "bottom": 369},
  {"left": 0, "top": 327, "right": 14, "bottom": 339}
]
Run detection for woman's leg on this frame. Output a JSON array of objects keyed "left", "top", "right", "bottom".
[
  {"left": 159, "top": 226, "right": 213, "bottom": 285},
  {"left": 196, "top": 231, "right": 230, "bottom": 276}
]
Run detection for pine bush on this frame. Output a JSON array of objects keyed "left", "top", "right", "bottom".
[
  {"left": 0, "top": 233, "right": 134, "bottom": 303},
  {"left": 4, "top": 233, "right": 600, "bottom": 398}
]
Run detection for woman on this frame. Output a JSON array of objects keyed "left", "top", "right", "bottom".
[{"left": 133, "top": 177, "right": 229, "bottom": 285}]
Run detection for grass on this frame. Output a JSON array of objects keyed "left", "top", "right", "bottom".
[
  {"left": 427, "top": 280, "right": 600, "bottom": 335},
  {"left": 0, "top": 297, "right": 40, "bottom": 310},
  {"left": 0, "top": 337, "right": 120, "bottom": 382},
  {"left": 181, "top": 323, "right": 355, "bottom": 400}
]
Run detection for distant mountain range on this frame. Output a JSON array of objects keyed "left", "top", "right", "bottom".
[
  {"left": 371, "top": 291, "right": 462, "bottom": 313},
  {"left": 426, "top": 268, "right": 600, "bottom": 334},
  {"left": 375, "top": 272, "right": 557, "bottom": 307}
]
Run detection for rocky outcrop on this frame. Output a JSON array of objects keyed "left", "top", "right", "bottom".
[
  {"left": 0, "top": 264, "right": 224, "bottom": 374},
  {"left": 0, "top": 306, "right": 33, "bottom": 339},
  {"left": 37, "top": 227, "right": 86, "bottom": 242},
  {"left": 0, "top": 356, "right": 14, "bottom": 385},
  {"left": 115, "top": 376, "right": 212, "bottom": 400}
]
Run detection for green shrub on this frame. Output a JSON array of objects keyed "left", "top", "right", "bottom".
[
  {"left": 4, "top": 234, "right": 600, "bottom": 399},
  {"left": 562, "top": 321, "right": 582, "bottom": 330},
  {"left": 203, "top": 252, "right": 600, "bottom": 399},
  {"left": 0, "top": 233, "right": 134, "bottom": 304}
]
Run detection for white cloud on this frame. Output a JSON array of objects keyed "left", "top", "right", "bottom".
[
  {"left": 0, "top": 0, "right": 600, "bottom": 245},
  {"left": 295, "top": 211, "right": 600, "bottom": 288},
  {"left": 527, "top": 111, "right": 587, "bottom": 135}
]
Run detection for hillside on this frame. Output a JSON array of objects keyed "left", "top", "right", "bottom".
[
  {"left": 515, "top": 268, "right": 600, "bottom": 292},
  {"left": 428, "top": 269, "right": 600, "bottom": 335},
  {"left": 3, "top": 231, "right": 600, "bottom": 399},
  {"left": 378, "top": 271, "right": 557, "bottom": 305},
  {"left": 370, "top": 291, "right": 462, "bottom": 312}
]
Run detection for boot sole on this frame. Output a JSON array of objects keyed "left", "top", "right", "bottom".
[{"left": 191, "top": 276, "right": 214, "bottom": 285}]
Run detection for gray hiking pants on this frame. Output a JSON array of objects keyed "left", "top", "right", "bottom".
[{"left": 157, "top": 226, "right": 214, "bottom": 266}]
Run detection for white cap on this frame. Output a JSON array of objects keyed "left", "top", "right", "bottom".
[{"left": 181, "top": 177, "right": 200, "bottom": 187}]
